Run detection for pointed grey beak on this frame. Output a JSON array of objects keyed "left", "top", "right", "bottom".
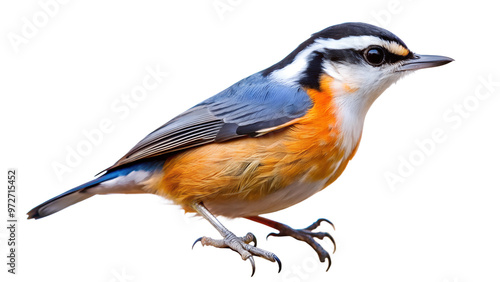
[{"left": 398, "top": 54, "right": 454, "bottom": 72}]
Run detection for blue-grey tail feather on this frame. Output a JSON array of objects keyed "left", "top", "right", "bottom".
[
  {"left": 28, "top": 161, "right": 165, "bottom": 220},
  {"left": 27, "top": 170, "right": 123, "bottom": 220}
]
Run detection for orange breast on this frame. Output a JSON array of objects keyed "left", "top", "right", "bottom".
[
  {"left": 153, "top": 75, "right": 359, "bottom": 213},
  {"left": 281, "top": 75, "right": 349, "bottom": 183}
]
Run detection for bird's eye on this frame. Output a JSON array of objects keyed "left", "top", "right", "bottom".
[{"left": 364, "top": 47, "right": 385, "bottom": 66}]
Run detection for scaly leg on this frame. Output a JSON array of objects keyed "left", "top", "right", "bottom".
[
  {"left": 191, "top": 202, "right": 281, "bottom": 276},
  {"left": 246, "top": 216, "right": 336, "bottom": 271}
]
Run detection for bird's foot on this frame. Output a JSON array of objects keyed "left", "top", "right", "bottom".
[
  {"left": 193, "top": 231, "right": 281, "bottom": 276},
  {"left": 266, "top": 218, "right": 336, "bottom": 271}
]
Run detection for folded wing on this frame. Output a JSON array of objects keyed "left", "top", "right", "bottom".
[{"left": 106, "top": 73, "right": 312, "bottom": 171}]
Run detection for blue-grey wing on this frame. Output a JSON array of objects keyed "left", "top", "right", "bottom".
[{"left": 107, "top": 73, "right": 312, "bottom": 170}]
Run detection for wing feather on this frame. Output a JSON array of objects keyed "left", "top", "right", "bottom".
[{"left": 106, "top": 73, "right": 312, "bottom": 171}]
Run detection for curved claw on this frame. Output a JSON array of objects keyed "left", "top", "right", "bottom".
[
  {"left": 243, "top": 232, "right": 258, "bottom": 246},
  {"left": 325, "top": 253, "right": 332, "bottom": 272},
  {"left": 308, "top": 218, "right": 335, "bottom": 231},
  {"left": 323, "top": 233, "right": 336, "bottom": 254},
  {"left": 248, "top": 256, "right": 256, "bottom": 277},
  {"left": 273, "top": 254, "right": 282, "bottom": 273},
  {"left": 251, "top": 234, "right": 257, "bottom": 247},
  {"left": 192, "top": 237, "right": 203, "bottom": 249},
  {"left": 319, "top": 218, "right": 335, "bottom": 231},
  {"left": 266, "top": 232, "right": 280, "bottom": 240}
]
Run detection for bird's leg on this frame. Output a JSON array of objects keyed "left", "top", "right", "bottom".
[
  {"left": 245, "top": 216, "right": 335, "bottom": 271},
  {"left": 191, "top": 202, "right": 281, "bottom": 276}
]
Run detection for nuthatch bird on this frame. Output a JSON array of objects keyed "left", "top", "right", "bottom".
[{"left": 28, "top": 22, "right": 453, "bottom": 276}]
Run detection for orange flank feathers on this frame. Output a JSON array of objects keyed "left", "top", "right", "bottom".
[{"left": 151, "top": 74, "right": 359, "bottom": 216}]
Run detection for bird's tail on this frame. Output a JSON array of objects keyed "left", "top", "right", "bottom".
[{"left": 27, "top": 170, "right": 125, "bottom": 220}]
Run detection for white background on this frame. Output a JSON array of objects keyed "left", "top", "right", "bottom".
[{"left": 1, "top": 0, "right": 499, "bottom": 282}]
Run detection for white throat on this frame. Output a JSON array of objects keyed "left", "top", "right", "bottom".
[{"left": 331, "top": 71, "right": 404, "bottom": 155}]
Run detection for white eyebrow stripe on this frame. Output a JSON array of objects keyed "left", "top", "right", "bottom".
[{"left": 316, "top": 36, "right": 409, "bottom": 56}]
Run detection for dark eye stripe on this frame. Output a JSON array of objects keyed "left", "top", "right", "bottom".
[
  {"left": 382, "top": 49, "right": 413, "bottom": 64},
  {"left": 325, "top": 47, "right": 412, "bottom": 66},
  {"left": 325, "top": 49, "right": 363, "bottom": 64}
]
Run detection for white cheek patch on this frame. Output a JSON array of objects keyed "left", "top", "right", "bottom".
[{"left": 323, "top": 59, "right": 381, "bottom": 96}]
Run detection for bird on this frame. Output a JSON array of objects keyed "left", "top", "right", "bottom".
[{"left": 28, "top": 22, "right": 453, "bottom": 276}]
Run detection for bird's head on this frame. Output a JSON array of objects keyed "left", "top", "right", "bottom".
[{"left": 262, "top": 22, "right": 453, "bottom": 119}]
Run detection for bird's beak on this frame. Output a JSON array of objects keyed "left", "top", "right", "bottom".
[{"left": 398, "top": 54, "right": 454, "bottom": 72}]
